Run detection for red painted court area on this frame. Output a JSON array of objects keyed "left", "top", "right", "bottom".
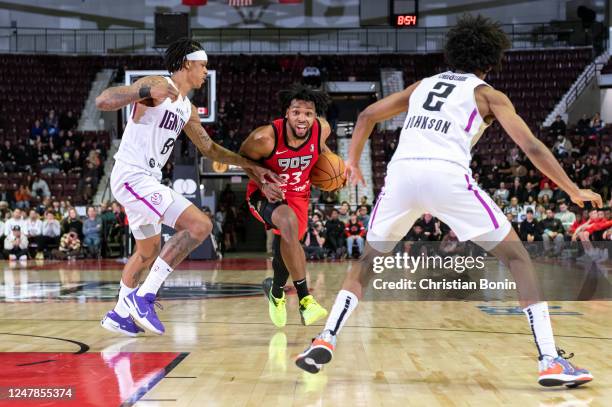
[{"left": 0, "top": 352, "right": 185, "bottom": 407}]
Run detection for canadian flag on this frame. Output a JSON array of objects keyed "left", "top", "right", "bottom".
[{"left": 228, "top": 0, "right": 253, "bottom": 6}]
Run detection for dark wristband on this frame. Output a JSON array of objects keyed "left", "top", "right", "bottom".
[{"left": 139, "top": 86, "right": 151, "bottom": 99}]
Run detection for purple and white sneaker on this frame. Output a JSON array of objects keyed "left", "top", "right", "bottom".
[
  {"left": 123, "top": 291, "right": 165, "bottom": 335},
  {"left": 101, "top": 310, "right": 144, "bottom": 337}
]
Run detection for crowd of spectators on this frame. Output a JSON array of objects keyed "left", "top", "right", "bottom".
[
  {"left": 0, "top": 199, "right": 128, "bottom": 262},
  {"left": 0, "top": 108, "right": 106, "bottom": 206},
  {"left": 299, "top": 114, "right": 611, "bottom": 260}
]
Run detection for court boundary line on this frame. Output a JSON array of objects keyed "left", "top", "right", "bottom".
[
  {"left": 0, "top": 332, "right": 90, "bottom": 353},
  {"left": 120, "top": 352, "right": 189, "bottom": 407},
  {"left": 1, "top": 321, "right": 610, "bottom": 341}
]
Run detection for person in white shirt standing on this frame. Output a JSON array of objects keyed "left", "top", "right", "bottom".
[
  {"left": 296, "top": 15, "right": 601, "bottom": 388},
  {"left": 96, "top": 38, "right": 281, "bottom": 337}
]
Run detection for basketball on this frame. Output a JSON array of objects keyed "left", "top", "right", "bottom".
[{"left": 310, "top": 151, "right": 346, "bottom": 191}]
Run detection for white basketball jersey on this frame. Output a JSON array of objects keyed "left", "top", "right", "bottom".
[
  {"left": 114, "top": 77, "right": 192, "bottom": 180},
  {"left": 390, "top": 71, "right": 491, "bottom": 170}
]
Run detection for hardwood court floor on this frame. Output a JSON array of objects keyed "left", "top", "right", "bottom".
[{"left": 0, "top": 257, "right": 610, "bottom": 407}]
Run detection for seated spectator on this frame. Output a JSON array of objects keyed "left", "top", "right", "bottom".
[
  {"left": 576, "top": 113, "right": 590, "bottom": 135},
  {"left": 59, "top": 110, "right": 77, "bottom": 131},
  {"left": 589, "top": 112, "right": 605, "bottom": 135},
  {"left": 524, "top": 182, "right": 538, "bottom": 202},
  {"left": 303, "top": 221, "right": 326, "bottom": 260},
  {"left": 568, "top": 211, "right": 586, "bottom": 237},
  {"left": 62, "top": 208, "right": 83, "bottom": 238},
  {"left": 549, "top": 115, "right": 566, "bottom": 137},
  {"left": 4, "top": 225, "right": 28, "bottom": 261},
  {"left": 338, "top": 201, "right": 350, "bottom": 224},
  {"left": 508, "top": 177, "right": 526, "bottom": 202},
  {"left": 31, "top": 174, "right": 51, "bottom": 200},
  {"left": 554, "top": 203, "right": 576, "bottom": 236},
  {"left": 36, "top": 196, "right": 51, "bottom": 216},
  {"left": 82, "top": 206, "right": 102, "bottom": 258},
  {"left": 553, "top": 135, "right": 572, "bottom": 158},
  {"left": 538, "top": 182, "right": 553, "bottom": 201},
  {"left": 519, "top": 209, "right": 541, "bottom": 242},
  {"left": 51, "top": 201, "right": 62, "bottom": 220},
  {"left": 416, "top": 213, "right": 442, "bottom": 241},
  {"left": 4, "top": 209, "right": 27, "bottom": 236},
  {"left": 540, "top": 194, "right": 552, "bottom": 209},
  {"left": 573, "top": 210, "right": 612, "bottom": 242},
  {"left": 518, "top": 195, "right": 536, "bottom": 222},
  {"left": 357, "top": 205, "right": 370, "bottom": 230},
  {"left": 360, "top": 196, "right": 371, "bottom": 213},
  {"left": 345, "top": 212, "right": 365, "bottom": 258},
  {"left": 540, "top": 209, "right": 564, "bottom": 255},
  {"left": 40, "top": 210, "right": 61, "bottom": 256},
  {"left": 45, "top": 109, "right": 59, "bottom": 135},
  {"left": 504, "top": 197, "right": 523, "bottom": 223},
  {"left": 25, "top": 209, "right": 42, "bottom": 258},
  {"left": 30, "top": 119, "right": 44, "bottom": 143},
  {"left": 78, "top": 161, "right": 99, "bottom": 202},
  {"left": 493, "top": 182, "right": 509, "bottom": 204},
  {"left": 56, "top": 229, "right": 81, "bottom": 260},
  {"left": 14, "top": 184, "right": 32, "bottom": 209},
  {"left": 324, "top": 209, "right": 346, "bottom": 259}
]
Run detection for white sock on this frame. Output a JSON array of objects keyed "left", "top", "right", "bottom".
[
  {"left": 136, "top": 257, "right": 173, "bottom": 296},
  {"left": 114, "top": 280, "right": 136, "bottom": 318},
  {"left": 524, "top": 302, "right": 558, "bottom": 358},
  {"left": 324, "top": 289, "right": 358, "bottom": 336}
]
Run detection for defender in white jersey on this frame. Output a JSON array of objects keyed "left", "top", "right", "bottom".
[
  {"left": 95, "top": 38, "right": 280, "bottom": 337},
  {"left": 297, "top": 15, "right": 602, "bottom": 387}
]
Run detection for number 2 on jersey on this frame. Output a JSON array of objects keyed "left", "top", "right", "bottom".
[{"left": 422, "top": 82, "right": 456, "bottom": 112}]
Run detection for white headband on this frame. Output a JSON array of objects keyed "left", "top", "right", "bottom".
[{"left": 186, "top": 50, "right": 208, "bottom": 61}]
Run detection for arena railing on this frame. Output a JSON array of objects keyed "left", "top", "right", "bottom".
[{"left": 0, "top": 22, "right": 586, "bottom": 54}]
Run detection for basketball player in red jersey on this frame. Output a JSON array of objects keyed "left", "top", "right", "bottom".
[{"left": 239, "top": 84, "right": 332, "bottom": 327}]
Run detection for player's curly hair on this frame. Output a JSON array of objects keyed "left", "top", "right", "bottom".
[
  {"left": 164, "top": 38, "right": 205, "bottom": 73},
  {"left": 445, "top": 15, "right": 511, "bottom": 74},
  {"left": 279, "top": 84, "right": 330, "bottom": 116}
]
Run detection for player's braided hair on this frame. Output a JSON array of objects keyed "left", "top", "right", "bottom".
[
  {"left": 445, "top": 14, "right": 511, "bottom": 74},
  {"left": 164, "top": 38, "right": 204, "bottom": 73},
  {"left": 279, "top": 84, "right": 330, "bottom": 116}
]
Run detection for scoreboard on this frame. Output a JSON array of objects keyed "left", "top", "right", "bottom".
[{"left": 390, "top": 0, "right": 418, "bottom": 27}]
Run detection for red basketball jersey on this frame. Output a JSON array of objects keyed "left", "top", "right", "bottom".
[
  {"left": 246, "top": 117, "right": 321, "bottom": 237},
  {"left": 247, "top": 117, "right": 321, "bottom": 198}
]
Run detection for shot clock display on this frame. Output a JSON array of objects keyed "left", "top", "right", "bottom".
[
  {"left": 391, "top": 0, "right": 418, "bottom": 27},
  {"left": 395, "top": 14, "right": 417, "bottom": 26}
]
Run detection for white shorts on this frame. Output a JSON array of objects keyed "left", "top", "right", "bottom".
[
  {"left": 367, "top": 159, "right": 511, "bottom": 252},
  {"left": 110, "top": 160, "right": 192, "bottom": 240}
]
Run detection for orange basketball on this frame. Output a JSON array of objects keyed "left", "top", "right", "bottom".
[{"left": 311, "top": 151, "right": 346, "bottom": 191}]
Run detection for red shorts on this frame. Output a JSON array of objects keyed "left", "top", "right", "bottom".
[{"left": 246, "top": 183, "right": 309, "bottom": 239}]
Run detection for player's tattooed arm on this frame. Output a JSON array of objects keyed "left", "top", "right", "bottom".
[
  {"left": 184, "top": 107, "right": 283, "bottom": 185},
  {"left": 95, "top": 76, "right": 178, "bottom": 111}
]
